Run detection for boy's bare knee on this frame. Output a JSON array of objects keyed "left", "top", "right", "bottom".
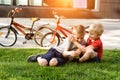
[
  {"left": 37, "top": 57, "right": 48, "bottom": 66},
  {"left": 88, "top": 50, "right": 97, "bottom": 58},
  {"left": 79, "top": 56, "right": 87, "bottom": 62},
  {"left": 79, "top": 52, "right": 90, "bottom": 62},
  {"left": 86, "top": 47, "right": 97, "bottom": 58},
  {"left": 49, "top": 58, "right": 58, "bottom": 66},
  {"left": 79, "top": 48, "right": 97, "bottom": 62}
]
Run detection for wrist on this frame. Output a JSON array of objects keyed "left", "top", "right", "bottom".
[{"left": 73, "top": 40, "right": 78, "bottom": 44}]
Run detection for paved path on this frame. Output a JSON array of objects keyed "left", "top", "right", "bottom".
[{"left": 0, "top": 18, "right": 120, "bottom": 49}]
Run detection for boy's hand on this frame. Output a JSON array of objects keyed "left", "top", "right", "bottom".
[
  {"left": 70, "top": 35, "right": 76, "bottom": 43},
  {"left": 81, "top": 46, "right": 86, "bottom": 52},
  {"left": 70, "top": 51, "right": 80, "bottom": 57}
]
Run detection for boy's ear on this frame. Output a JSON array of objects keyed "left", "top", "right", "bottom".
[
  {"left": 98, "top": 32, "right": 102, "bottom": 36},
  {"left": 98, "top": 34, "right": 101, "bottom": 37}
]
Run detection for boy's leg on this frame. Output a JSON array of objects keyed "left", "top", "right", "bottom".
[
  {"left": 63, "top": 49, "right": 82, "bottom": 60},
  {"left": 56, "top": 57, "right": 67, "bottom": 65},
  {"left": 49, "top": 58, "right": 58, "bottom": 66},
  {"left": 79, "top": 47, "right": 97, "bottom": 62},
  {"left": 68, "top": 49, "right": 82, "bottom": 61},
  {"left": 49, "top": 57, "right": 67, "bottom": 66},
  {"left": 41, "top": 48, "right": 56, "bottom": 61},
  {"left": 72, "top": 49, "right": 82, "bottom": 57},
  {"left": 37, "top": 57, "right": 48, "bottom": 66},
  {"left": 49, "top": 49, "right": 67, "bottom": 66},
  {"left": 89, "top": 56, "right": 99, "bottom": 62},
  {"left": 37, "top": 48, "right": 56, "bottom": 66},
  {"left": 27, "top": 54, "right": 43, "bottom": 62}
]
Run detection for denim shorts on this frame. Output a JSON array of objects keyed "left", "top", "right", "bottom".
[
  {"left": 87, "top": 56, "right": 100, "bottom": 62},
  {"left": 41, "top": 48, "right": 67, "bottom": 65},
  {"left": 79, "top": 54, "right": 100, "bottom": 62}
]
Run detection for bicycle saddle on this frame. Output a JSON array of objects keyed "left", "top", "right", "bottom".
[{"left": 30, "top": 17, "right": 40, "bottom": 22}]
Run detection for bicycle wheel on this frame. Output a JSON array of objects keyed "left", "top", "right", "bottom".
[
  {"left": 0, "top": 26, "right": 17, "bottom": 47},
  {"left": 34, "top": 26, "right": 53, "bottom": 46},
  {"left": 40, "top": 32, "right": 60, "bottom": 48}
]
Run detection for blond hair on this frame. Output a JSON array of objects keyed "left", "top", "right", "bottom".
[
  {"left": 72, "top": 25, "right": 85, "bottom": 36},
  {"left": 89, "top": 23, "right": 104, "bottom": 36}
]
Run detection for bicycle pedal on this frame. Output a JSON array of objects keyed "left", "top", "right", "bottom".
[{"left": 23, "top": 41, "right": 27, "bottom": 44}]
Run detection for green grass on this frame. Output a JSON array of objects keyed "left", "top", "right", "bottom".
[{"left": 0, "top": 48, "right": 120, "bottom": 80}]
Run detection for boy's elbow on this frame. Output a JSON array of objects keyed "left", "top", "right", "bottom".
[
  {"left": 87, "top": 45, "right": 94, "bottom": 50},
  {"left": 62, "top": 51, "right": 68, "bottom": 57}
]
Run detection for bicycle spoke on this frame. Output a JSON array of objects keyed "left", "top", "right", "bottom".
[
  {"left": 0, "top": 27, "right": 17, "bottom": 47},
  {"left": 41, "top": 32, "right": 60, "bottom": 48},
  {"left": 34, "top": 26, "right": 53, "bottom": 46}
]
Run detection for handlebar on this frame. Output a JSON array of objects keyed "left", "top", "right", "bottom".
[
  {"left": 8, "top": 7, "right": 22, "bottom": 18},
  {"left": 54, "top": 14, "right": 61, "bottom": 24},
  {"left": 14, "top": 7, "right": 22, "bottom": 13},
  {"left": 52, "top": 10, "right": 66, "bottom": 24},
  {"left": 52, "top": 11, "right": 62, "bottom": 24}
]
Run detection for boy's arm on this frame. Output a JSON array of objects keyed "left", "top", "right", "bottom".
[
  {"left": 73, "top": 40, "right": 86, "bottom": 52},
  {"left": 62, "top": 35, "right": 76, "bottom": 57},
  {"left": 63, "top": 50, "right": 74, "bottom": 57},
  {"left": 62, "top": 35, "right": 84, "bottom": 57}
]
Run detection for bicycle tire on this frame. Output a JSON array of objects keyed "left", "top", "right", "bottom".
[
  {"left": 40, "top": 32, "right": 60, "bottom": 48},
  {"left": 0, "top": 26, "right": 17, "bottom": 47},
  {"left": 34, "top": 26, "right": 53, "bottom": 46}
]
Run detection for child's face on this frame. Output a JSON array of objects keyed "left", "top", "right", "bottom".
[
  {"left": 72, "top": 29, "right": 84, "bottom": 42},
  {"left": 89, "top": 31, "right": 100, "bottom": 40}
]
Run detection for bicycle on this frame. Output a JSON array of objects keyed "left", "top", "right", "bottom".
[
  {"left": 0, "top": 7, "right": 53, "bottom": 47},
  {"left": 40, "top": 11, "right": 90, "bottom": 48},
  {"left": 40, "top": 12, "right": 73, "bottom": 48}
]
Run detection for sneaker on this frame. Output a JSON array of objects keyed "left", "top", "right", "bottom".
[
  {"left": 91, "top": 56, "right": 100, "bottom": 62},
  {"left": 27, "top": 54, "right": 43, "bottom": 62},
  {"left": 27, "top": 55, "right": 37, "bottom": 62}
]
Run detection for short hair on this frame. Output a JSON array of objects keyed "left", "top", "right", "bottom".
[
  {"left": 72, "top": 25, "right": 85, "bottom": 36},
  {"left": 89, "top": 23, "right": 104, "bottom": 36}
]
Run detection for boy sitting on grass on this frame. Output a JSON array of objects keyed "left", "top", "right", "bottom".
[
  {"left": 27, "top": 24, "right": 86, "bottom": 66},
  {"left": 70, "top": 23, "right": 104, "bottom": 62}
]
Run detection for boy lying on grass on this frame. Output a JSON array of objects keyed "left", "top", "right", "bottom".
[
  {"left": 27, "top": 23, "right": 104, "bottom": 66},
  {"left": 27, "top": 24, "right": 86, "bottom": 66}
]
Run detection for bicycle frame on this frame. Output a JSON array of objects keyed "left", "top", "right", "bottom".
[
  {"left": 6, "top": 7, "right": 32, "bottom": 36},
  {"left": 55, "top": 25, "right": 72, "bottom": 37},
  {"left": 0, "top": 7, "right": 48, "bottom": 47},
  {"left": 12, "top": 21, "right": 31, "bottom": 36},
  {"left": 41, "top": 11, "right": 89, "bottom": 47},
  {"left": 50, "top": 23, "right": 72, "bottom": 43},
  {"left": 49, "top": 12, "right": 72, "bottom": 43}
]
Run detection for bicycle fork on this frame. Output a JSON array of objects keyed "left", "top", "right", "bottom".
[
  {"left": 50, "top": 32, "right": 56, "bottom": 43},
  {"left": 49, "top": 31, "right": 62, "bottom": 44},
  {"left": 5, "top": 29, "right": 10, "bottom": 38},
  {"left": 6, "top": 26, "right": 18, "bottom": 38}
]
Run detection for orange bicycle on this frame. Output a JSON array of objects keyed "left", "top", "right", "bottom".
[
  {"left": 40, "top": 12, "right": 72, "bottom": 48},
  {"left": 0, "top": 7, "right": 53, "bottom": 47}
]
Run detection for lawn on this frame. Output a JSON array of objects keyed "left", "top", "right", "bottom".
[{"left": 0, "top": 48, "right": 120, "bottom": 80}]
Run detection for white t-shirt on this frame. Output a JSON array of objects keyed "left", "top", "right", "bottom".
[
  {"left": 54, "top": 36, "right": 86, "bottom": 53},
  {"left": 54, "top": 37, "right": 71, "bottom": 53}
]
